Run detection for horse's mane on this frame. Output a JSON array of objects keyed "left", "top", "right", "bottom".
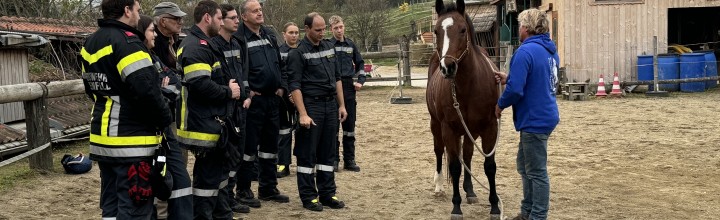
[{"left": 437, "top": 3, "right": 479, "bottom": 47}]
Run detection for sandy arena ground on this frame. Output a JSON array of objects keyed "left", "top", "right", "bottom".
[{"left": 1, "top": 86, "right": 719, "bottom": 220}]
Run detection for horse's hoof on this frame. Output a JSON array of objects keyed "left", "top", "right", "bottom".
[
  {"left": 450, "top": 214, "right": 463, "bottom": 220},
  {"left": 489, "top": 214, "right": 502, "bottom": 220},
  {"left": 435, "top": 191, "right": 446, "bottom": 197},
  {"left": 466, "top": 196, "right": 479, "bottom": 204}
]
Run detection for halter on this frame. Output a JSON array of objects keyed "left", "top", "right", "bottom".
[
  {"left": 435, "top": 39, "right": 471, "bottom": 69},
  {"left": 433, "top": 29, "right": 501, "bottom": 158}
]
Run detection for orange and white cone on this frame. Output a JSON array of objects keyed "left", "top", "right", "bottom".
[
  {"left": 610, "top": 72, "right": 622, "bottom": 97},
  {"left": 596, "top": 74, "right": 607, "bottom": 97}
]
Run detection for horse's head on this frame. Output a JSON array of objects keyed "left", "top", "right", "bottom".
[{"left": 434, "top": 0, "right": 470, "bottom": 79}]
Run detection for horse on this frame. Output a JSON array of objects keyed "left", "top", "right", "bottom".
[{"left": 426, "top": 0, "right": 501, "bottom": 219}]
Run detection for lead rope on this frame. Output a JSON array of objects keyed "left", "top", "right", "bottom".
[
  {"left": 447, "top": 51, "right": 506, "bottom": 218},
  {"left": 436, "top": 33, "right": 506, "bottom": 218},
  {"left": 451, "top": 78, "right": 505, "bottom": 219},
  {"left": 449, "top": 79, "right": 501, "bottom": 158}
]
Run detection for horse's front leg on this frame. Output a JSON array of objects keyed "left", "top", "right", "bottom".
[
  {"left": 449, "top": 152, "right": 463, "bottom": 220},
  {"left": 431, "top": 119, "right": 445, "bottom": 196},
  {"left": 484, "top": 155, "right": 500, "bottom": 218},
  {"left": 434, "top": 145, "right": 445, "bottom": 196},
  {"left": 462, "top": 135, "right": 478, "bottom": 204},
  {"left": 482, "top": 125, "right": 501, "bottom": 219}
]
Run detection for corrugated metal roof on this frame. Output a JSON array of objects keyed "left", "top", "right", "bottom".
[
  {"left": 0, "top": 16, "right": 96, "bottom": 37},
  {"left": 0, "top": 124, "right": 25, "bottom": 145},
  {"left": 47, "top": 94, "right": 92, "bottom": 130},
  {"left": 0, "top": 93, "right": 91, "bottom": 156},
  {"left": 468, "top": 4, "right": 497, "bottom": 32}
]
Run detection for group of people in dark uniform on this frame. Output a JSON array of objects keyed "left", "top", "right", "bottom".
[{"left": 81, "top": 0, "right": 366, "bottom": 219}]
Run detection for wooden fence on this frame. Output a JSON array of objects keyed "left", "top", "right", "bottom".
[
  {"left": 0, "top": 80, "right": 84, "bottom": 170},
  {"left": 361, "top": 36, "right": 414, "bottom": 86}
]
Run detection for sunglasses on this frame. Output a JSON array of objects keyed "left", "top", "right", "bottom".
[{"left": 163, "top": 16, "right": 182, "bottom": 22}]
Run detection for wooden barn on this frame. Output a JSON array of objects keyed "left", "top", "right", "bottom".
[{"left": 500, "top": 0, "right": 720, "bottom": 83}]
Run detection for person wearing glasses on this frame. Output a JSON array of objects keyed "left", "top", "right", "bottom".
[
  {"left": 152, "top": 2, "right": 186, "bottom": 72},
  {"left": 150, "top": 3, "right": 190, "bottom": 220},
  {"left": 212, "top": 3, "right": 253, "bottom": 216}
]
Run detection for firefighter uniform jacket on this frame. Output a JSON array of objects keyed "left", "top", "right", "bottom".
[
  {"left": 330, "top": 38, "right": 366, "bottom": 84},
  {"left": 176, "top": 25, "right": 235, "bottom": 151},
  {"left": 279, "top": 44, "right": 295, "bottom": 82},
  {"left": 81, "top": 19, "right": 172, "bottom": 163},
  {"left": 279, "top": 44, "right": 292, "bottom": 62},
  {"left": 233, "top": 24, "right": 287, "bottom": 95},
  {"left": 211, "top": 36, "right": 248, "bottom": 101},
  {"left": 287, "top": 37, "right": 341, "bottom": 97}
]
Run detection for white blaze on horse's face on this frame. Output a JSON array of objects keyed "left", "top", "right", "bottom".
[{"left": 440, "top": 17, "right": 454, "bottom": 70}]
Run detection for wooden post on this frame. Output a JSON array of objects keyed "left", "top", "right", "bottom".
[
  {"left": 401, "top": 36, "right": 412, "bottom": 87},
  {"left": 24, "top": 83, "right": 52, "bottom": 171},
  {"left": 653, "top": 36, "right": 659, "bottom": 91}
]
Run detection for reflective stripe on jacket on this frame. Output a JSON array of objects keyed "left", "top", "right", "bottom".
[
  {"left": 176, "top": 25, "right": 234, "bottom": 151},
  {"left": 81, "top": 19, "right": 171, "bottom": 163}
]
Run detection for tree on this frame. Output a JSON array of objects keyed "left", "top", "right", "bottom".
[
  {"left": 263, "top": 0, "right": 306, "bottom": 35},
  {"left": 344, "top": 0, "right": 389, "bottom": 52}
]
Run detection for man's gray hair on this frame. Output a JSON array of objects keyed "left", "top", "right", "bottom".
[
  {"left": 518, "top": 8, "right": 549, "bottom": 35},
  {"left": 153, "top": 16, "right": 162, "bottom": 25},
  {"left": 240, "top": 0, "right": 258, "bottom": 15}
]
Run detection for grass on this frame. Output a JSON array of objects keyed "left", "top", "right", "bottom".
[
  {"left": 384, "top": 2, "right": 433, "bottom": 38},
  {"left": 0, "top": 140, "right": 88, "bottom": 193},
  {"left": 364, "top": 1, "right": 432, "bottom": 47}
]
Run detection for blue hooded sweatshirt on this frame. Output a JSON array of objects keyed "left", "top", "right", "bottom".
[{"left": 498, "top": 33, "right": 560, "bottom": 134}]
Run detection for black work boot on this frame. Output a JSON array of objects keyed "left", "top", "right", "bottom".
[
  {"left": 303, "top": 198, "right": 323, "bottom": 212},
  {"left": 320, "top": 196, "right": 345, "bottom": 209},
  {"left": 231, "top": 203, "right": 250, "bottom": 213},
  {"left": 236, "top": 189, "right": 261, "bottom": 208},
  {"left": 343, "top": 160, "right": 360, "bottom": 172},
  {"left": 259, "top": 188, "right": 290, "bottom": 203},
  {"left": 276, "top": 165, "right": 290, "bottom": 178}
]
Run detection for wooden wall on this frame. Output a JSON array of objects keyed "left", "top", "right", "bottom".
[
  {"left": 541, "top": 0, "right": 720, "bottom": 83},
  {"left": 0, "top": 48, "right": 29, "bottom": 123}
]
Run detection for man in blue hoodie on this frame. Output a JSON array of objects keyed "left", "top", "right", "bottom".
[{"left": 495, "top": 8, "right": 560, "bottom": 220}]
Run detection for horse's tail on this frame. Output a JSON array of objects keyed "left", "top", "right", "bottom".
[
  {"left": 444, "top": 137, "right": 462, "bottom": 184},
  {"left": 444, "top": 149, "right": 451, "bottom": 184}
]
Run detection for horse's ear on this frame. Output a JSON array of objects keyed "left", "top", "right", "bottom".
[
  {"left": 457, "top": 0, "right": 465, "bottom": 15},
  {"left": 435, "top": 0, "right": 444, "bottom": 14}
]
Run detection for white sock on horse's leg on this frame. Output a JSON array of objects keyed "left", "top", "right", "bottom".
[{"left": 434, "top": 171, "right": 444, "bottom": 194}]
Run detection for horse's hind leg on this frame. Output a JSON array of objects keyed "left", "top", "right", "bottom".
[
  {"left": 481, "top": 124, "right": 501, "bottom": 218},
  {"left": 443, "top": 128, "right": 463, "bottom": 219},
  {"left": 462, "top": 135, "right": 479, "bottom": 204}
]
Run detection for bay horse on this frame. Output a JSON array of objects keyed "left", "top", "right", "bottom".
[{"left": 426, "top": 0, "right": 500, "bottom": 219}]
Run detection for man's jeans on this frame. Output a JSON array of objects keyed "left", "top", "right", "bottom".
[{"left": 517, "top": 131, "right": 551, "bottom": 220}]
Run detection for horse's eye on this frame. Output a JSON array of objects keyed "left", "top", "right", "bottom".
[
  {"left": 460, "top": 28, "right": 466, "bottom": 33},
  {"left": 434, "top": 30, "right": 438, "bottom": 35}
]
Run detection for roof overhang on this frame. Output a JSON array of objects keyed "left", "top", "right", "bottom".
[{"left": 0, "top": 30, "right": 49, "bottom": 47}]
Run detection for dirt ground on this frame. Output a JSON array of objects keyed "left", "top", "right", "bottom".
[{"left": 1, "top": 86, "right": 719, "bottom": 220}]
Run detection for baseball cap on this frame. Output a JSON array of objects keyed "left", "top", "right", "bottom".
[{"left": 153, "top": 2, "right": 187, "bottom": 17}]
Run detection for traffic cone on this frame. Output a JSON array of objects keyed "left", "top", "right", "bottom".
[
  {"left": 596, "top": 74, "right": 607, "bottom": 97},
  {"left": 610, "top": 72, "right": 622, "bottom": 97}
]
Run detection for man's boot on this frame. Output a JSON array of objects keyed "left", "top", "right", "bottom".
[
  {"left": 236, "top": 189, "right": 261, "bottom": 208},
  {"left": 343, "top": 160, "right": 360, "bottom": 172}
]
